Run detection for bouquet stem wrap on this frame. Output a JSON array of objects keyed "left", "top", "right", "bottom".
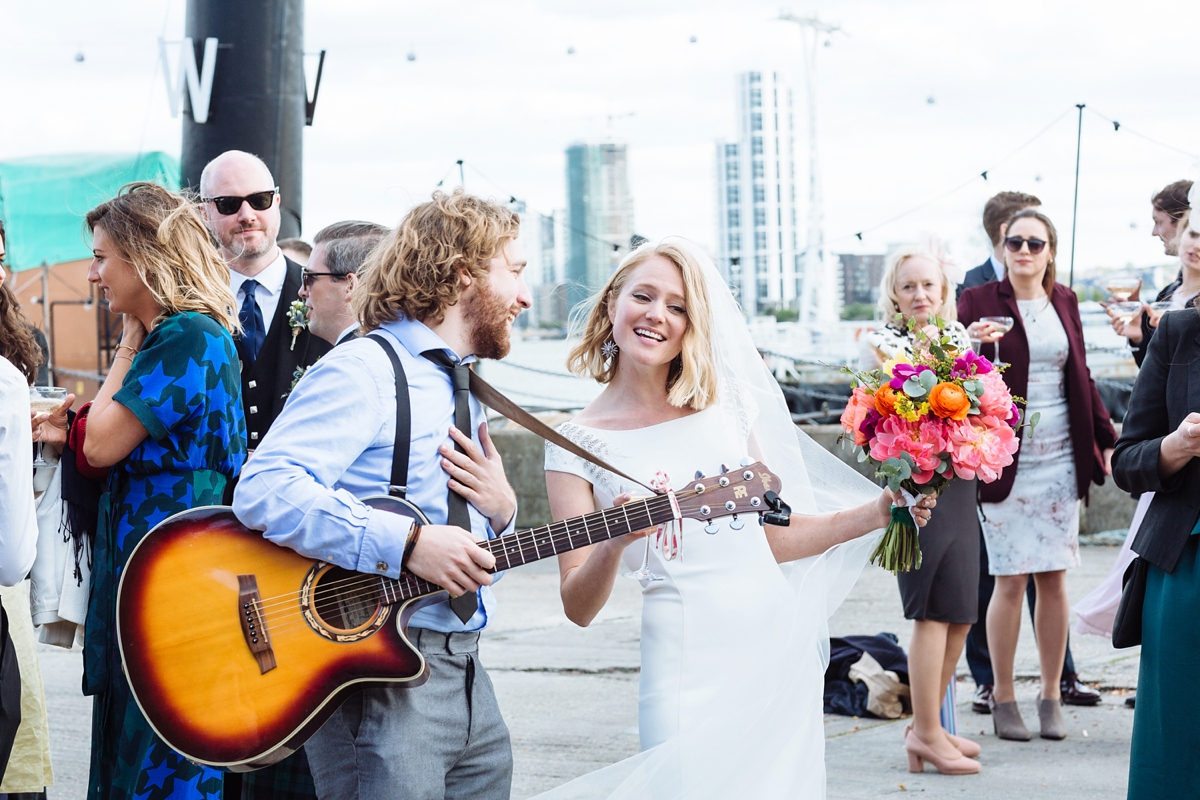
[{"left": 871, "top": 485, "right": 924, "bottom": 573}]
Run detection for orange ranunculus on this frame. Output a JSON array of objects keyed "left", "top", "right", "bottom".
[
  {"left": 840, "top": 386, "right": 875, "bottom": 446},
  {"left": 874, "top": 384, "right": 898, "bottom": 417},
  {"left": 928, "top": 382, "right": 971, "bottom": 421}
]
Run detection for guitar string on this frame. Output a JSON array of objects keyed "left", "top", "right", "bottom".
[
  {"left": 240, "top": 498, "right": 687, "bottom": 641},
  {"left": 243, "top": 493, "right": 675, "bottom": 618},
  {"left": 241, "top": 492, "right": 685, "bottom": 621}
]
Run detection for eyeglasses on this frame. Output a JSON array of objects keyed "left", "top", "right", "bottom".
[
  {"left": 1003, "top": 236, "right": 1048, "bottom": 254},
  {"left": 301, "top": 270, "right": 347, "bottom": 289},
  {"left": 202, "top": 188, "right": 279, "bottom": 216}
]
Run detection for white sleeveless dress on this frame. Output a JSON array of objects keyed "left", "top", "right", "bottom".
[{"left": 541, "top": 403, "right": 875, "bottom": 800}]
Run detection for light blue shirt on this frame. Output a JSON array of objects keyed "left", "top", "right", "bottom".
[
  {"left": 990, "top": 253, "right": 1006, "bottom": 282},
  {"left": 233, "top": 316, "right": 511, "bottom": 633}
]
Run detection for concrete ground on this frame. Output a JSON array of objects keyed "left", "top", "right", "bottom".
[{"left": 37, "top": 546, "right": 1136, "bottom": 799}]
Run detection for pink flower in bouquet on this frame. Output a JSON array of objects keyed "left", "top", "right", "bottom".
[
  {"left": 840, "top": 387, "right": 875, "bottom": 446},
  {"left": 947, "top": 416, "right": 1018, "bottom": 482},
  {"left": 978, "top": 370, "right": 1014, "bottom": 418},
  {"left": 1007, "top": 402, "right": 1021, "bottom": 426},
  {"left": 870, "top": 415, "right": 942, "bottom": 483},
  {"left": 889, "top": 363, "right": 934, "bottom": 390},
  {"left": 951, "top": 350, "right": 993, "bottom": 379}
]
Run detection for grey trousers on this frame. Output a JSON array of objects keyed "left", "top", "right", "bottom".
[{"left": 306, "top": 628, "right": 513, "bottom": 800}]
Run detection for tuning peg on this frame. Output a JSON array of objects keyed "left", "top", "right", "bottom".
[
  {"left": 729, "top": 515, "right": 745, "bottom": 531},
  {"left": 704, "top": 521, "right": 720, "bottom": 535},
  {"left": 740, "top": 457, "right": 753, "bottom": 467},
  {"left": 695, "top": 470, "right": 705, "bottom": 479},
  {"left": 719, "top": 463, "right": 729, "bottom": 474}
]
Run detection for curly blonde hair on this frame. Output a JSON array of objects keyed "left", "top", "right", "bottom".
[
  {"left": 568, "top": 237, "right": 718, "bottom": 411},
  {"left": 877, "top": 246, "right": 958, "bottom": 323},
  {"left": 354, "top": 190, "right": 519, "bottom": 329},
  {"left": 86, "top": 183, "right": 238, "bottom": 332}
]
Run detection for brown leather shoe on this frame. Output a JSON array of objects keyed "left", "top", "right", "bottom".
[
  {"left": 972, "top": 684, "right": 993, "bottom": 714},
  {"left": 1060, "top": 673, "right": 1101, "bottom": 706}
]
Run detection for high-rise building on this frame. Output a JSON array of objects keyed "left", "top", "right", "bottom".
[
  {"left": 838, "top": 253, "right": 886, "bottom": 308},
  {"left": 565, "top": 142, "right": 634, "bottom": 310},
  {"left": 715, "top": 71, "right": 799, "bottom": 316}
]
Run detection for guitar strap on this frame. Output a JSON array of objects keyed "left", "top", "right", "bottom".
[{"left": 367, "top": 333, "right": 654, "bottom": 497}]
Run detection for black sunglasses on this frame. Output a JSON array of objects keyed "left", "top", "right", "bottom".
[
  {"left": 1004, "top": 236, "right": 1047, "bottom": 254},
  {"left": 203, "top": 188, "right": 279, "bottom": 216},
  {"left": 301, "top": 270, "right": 348, "bottom": 289}
]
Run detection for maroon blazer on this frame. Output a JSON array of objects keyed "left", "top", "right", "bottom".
[{"left": 958, "top": 278, "right": 1117, "bottom": 504}]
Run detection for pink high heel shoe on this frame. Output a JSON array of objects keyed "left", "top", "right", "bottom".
[
  {"left": 903, "top": 726, "right": 981, "bottom": 775},
  {"left": 903, "top": 725, "right": 981, "bottom": 758}
]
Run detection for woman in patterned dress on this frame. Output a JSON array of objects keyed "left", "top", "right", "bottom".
[
  {"left": 959, "top": 209, "right": 1117, "bottom": 742},
  {"left": 74, "top": 183, "right": 246, "bottom": 799}
]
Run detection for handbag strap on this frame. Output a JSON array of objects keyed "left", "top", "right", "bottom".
[
  {"left": 467, "top": 370, "right": 655, "bottom": 495},
  {"left": 366, "top": 334, "right": 411, "bottom": 498}
]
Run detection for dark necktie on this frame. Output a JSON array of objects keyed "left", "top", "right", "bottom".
[
  {"left": 237, "top": 279, "right": 266, "bottom": 367},
  {"left": 421, "top": 349, "right": 478, "bottom": 623}
]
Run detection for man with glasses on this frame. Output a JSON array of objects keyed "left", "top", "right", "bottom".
[
  {"left": 199, "top": 150, "right": 329, "bottom": 800},
  {"left": 301, "top": 221, "right": 388, "bottom": 347},
  {"left": 957, "top": 191, "right": 1100, "bottom": 715},
  {"left": 200, "top": 150, "right": 331, "bottom": 454}
]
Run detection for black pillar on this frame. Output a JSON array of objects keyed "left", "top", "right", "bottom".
[{"left": 181, "top": 0, "right": 305, "bottom": 238}]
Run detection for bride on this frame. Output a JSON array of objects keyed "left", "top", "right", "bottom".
[{"left": 540, "top": 238, "right": 937, "bottom": 798}]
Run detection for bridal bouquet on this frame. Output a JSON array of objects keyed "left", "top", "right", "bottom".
[{"left": 840, "top": 319, "right": 1035, "bottom": 573}]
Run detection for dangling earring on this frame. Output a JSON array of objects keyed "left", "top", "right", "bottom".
[{"left": 601, "top": 339, "right": 619, "bottom": 360}]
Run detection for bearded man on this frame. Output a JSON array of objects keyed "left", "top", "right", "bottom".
[{"left": 234, "top": 190, "right": 530, "bottom": 799}]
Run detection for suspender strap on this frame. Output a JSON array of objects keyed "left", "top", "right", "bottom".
[{"left": 366, "top": 334, "right": 411, "bottom": 498}]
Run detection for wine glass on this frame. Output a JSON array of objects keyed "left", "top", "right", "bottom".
[
  {"left": 29, "top": 386, "right": 68, "bottom": 467},
  {"left": 1106, "top": 276, "right": 1142, "bottom": 303},
  {"left": 1110, "top": 301, "right": 1144, "bottom": 331},
  {"left": 1147, "top": 301, "right": 1172, "bottom": 327},
  {"left": 980, "top": 316, "right": 1014, "bottom": 368},
  {"left": 623, "top": 537, "right": 664, "bottom": 583}
]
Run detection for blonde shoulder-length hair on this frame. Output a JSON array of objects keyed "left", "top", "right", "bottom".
[
  {"left": 876, "top": 245, "right": 958, "bottom": 323},
  {"left": 86, "top": 182, "right": 239, "bottom": 333},
  {"left": 568, "top": 237, "right": 719, "bottom": 410}
]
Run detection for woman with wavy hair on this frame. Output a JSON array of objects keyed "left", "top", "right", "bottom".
[
  {"left": 69, "top": 182, "right": 246, "bottom": 800},
  {"left": 539, "top": 238, "right": 934, "bottom": 799}
]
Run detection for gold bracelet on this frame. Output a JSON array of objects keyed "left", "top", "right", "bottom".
[{"left": 115, "top": 343, "right": 139, "bottom": 358}]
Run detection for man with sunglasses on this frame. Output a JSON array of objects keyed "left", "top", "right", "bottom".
[
  {"left": 200, "top": 150, "right": 330, "bottom": 800},
  {"left": 200, "top": 150, "right": 331, "bottom": 456},
  {"left": 301, "top": 221, "right": 388, "bottom": 347},
  {"left": 957, "top": 191, "right": 1100, "bottom": 716}
]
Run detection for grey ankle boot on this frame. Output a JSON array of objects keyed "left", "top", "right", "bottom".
[
  {"left": 1038, "top": 697, "right": 1067, "bottom": 740},
  {"left": 990, "top": 700, "right": 1032, "bottom": 741}
]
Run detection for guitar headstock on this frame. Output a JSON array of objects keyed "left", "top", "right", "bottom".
[{"left": 673, "top": 461, "right": 790, "bottom": 529}]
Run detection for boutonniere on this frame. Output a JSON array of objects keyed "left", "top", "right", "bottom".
[
  {"left": 286, "top": 300, "right": 309, "bottom": 351},
  {"left": 287, "top": 364, "right": 309, "bottom": 396}
]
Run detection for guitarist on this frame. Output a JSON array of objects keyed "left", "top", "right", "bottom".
[{"left": 233, "top": 189, "right": 530, "bottom": 800}]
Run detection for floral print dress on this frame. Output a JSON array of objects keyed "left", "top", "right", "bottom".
[{"left": 83, "top": 312, "right": 246, "bottom": 800}]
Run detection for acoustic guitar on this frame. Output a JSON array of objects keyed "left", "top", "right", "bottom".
[{"left": 116, "top": 461, "right": 789, "bottom": 771}]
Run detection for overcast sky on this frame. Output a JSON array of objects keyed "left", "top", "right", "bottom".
[{"left": 2, "top": 0, "right": 1198, "bottom": 279}]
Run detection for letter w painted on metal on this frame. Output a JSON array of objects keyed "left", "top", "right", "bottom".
[{"left": 158, "top": 37, "right": 219, "bottom": 124}]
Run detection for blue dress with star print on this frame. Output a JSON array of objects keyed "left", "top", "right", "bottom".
[{"left": 82, "top": 312, "right": 246, "bottom": 800}]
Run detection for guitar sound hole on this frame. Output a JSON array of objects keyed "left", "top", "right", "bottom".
[{"left": 312, "top": 567, "right": 381, "bottom": 632}]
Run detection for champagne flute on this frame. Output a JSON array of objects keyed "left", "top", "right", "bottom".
[
  {"left": 623, "top": 537, "right": 664, "bottom": 583},
  {"left": 1105, "top": 276, "right": 1142, "bottom": 303},
  {"left": 1147, "top": 301, "right": 1171, "bottom": 327},
  {"left": 29, "top": 386, "right": 68, "bottom": 467},
  {"left": 980, "top": 316, "right": 1014, "bottom": 368}
]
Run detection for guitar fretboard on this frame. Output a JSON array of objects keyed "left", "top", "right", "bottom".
[{"left": 376, "top": 493, "right": 683, "bottom": 605}]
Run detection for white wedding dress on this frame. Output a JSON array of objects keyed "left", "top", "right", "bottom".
[{"left": 534, "top": 236, "right": 884, "bottom": 799}]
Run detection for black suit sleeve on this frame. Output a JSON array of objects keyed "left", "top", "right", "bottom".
[
  {"left": 1113, "top": 311, "right": 1179, "bottom": 495},
  {"left": 1130, "top": 310, "right": 1152, "bottom": 368}
]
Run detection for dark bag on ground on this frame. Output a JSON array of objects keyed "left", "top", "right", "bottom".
[
  {"left": 823, "top": 633, "right": 909, "bottom": 717},
  {"left": 1112, "top": 556, "right": 1149, "bottom": 649}
]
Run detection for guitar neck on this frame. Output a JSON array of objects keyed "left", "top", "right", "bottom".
[{"left": 377, "top": 494, "right": 680, "bottom": 605}]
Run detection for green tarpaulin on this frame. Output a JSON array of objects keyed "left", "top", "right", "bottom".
[{"left": 0, "top": 152, "right": 180, "bottom": 271}]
